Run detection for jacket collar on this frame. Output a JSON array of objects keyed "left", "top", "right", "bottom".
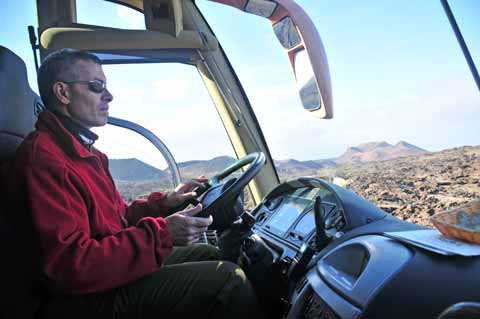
[
  {"left": 54, "top": 112, "right": 98, "bottom": 149},
  {"left": 35, "top": 109, "right": 98, "bottom": 159}
]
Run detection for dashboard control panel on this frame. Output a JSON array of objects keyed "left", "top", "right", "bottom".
[{"left": 253, "top": 183, "right": 347, "bottom": 251}]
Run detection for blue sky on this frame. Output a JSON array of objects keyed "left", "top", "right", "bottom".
[
  {"left": 197, "top": 0, "right": 480, "bottom": 159},
  {"left": 1, "top": 0, "right": 479, "bottom": 164}
]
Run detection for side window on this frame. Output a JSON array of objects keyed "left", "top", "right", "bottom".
[
  {"left": 95, "top": 125, "right": 174, "bottom": 203},
  {"left": 93, "top": 62, "right": 236, "bottom": 201}
]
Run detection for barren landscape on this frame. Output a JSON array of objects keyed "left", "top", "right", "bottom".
[
  {"left": 306, "top": 146, "right": 480, "bottom": 226},
  {"left": 113, "top": 143, "right": 480, "bottom": 227}
]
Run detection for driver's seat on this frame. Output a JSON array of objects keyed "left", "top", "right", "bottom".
[{"left": 0, "top": 45, "right": 45, "bottom": 318}]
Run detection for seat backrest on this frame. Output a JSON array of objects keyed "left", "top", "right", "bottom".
[
  {"left": 0, "top": 46, "right": 44, "bottom": 319},
  {"left": 0, "top": 46, "right": 43, "bottom": 159}
]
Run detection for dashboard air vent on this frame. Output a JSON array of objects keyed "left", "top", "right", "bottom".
[{"left": 301, "top": 289, "right": 341, "bottom": 319}]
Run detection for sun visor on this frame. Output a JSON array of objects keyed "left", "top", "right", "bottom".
[{"left": 40, "top": 25, "right": 218, "bottom": 52}]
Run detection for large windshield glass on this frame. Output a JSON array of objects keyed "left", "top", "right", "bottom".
[
  {"left": 197, "top": 1, "right": 480, "bottom": 226},
  {"left": 448, "top": 0, "right": 480, "bottom": 71}
]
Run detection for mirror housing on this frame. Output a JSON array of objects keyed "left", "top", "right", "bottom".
[{"left": 208, "top": 0, "right": 333, "bottom": 119}]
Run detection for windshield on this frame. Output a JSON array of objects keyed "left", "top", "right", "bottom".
[
  {"left": 1, "top": 0, "right": 478, "bottom": 223},
  {"left": 197, "top": 0, "right": 480, "bottom": 226}
]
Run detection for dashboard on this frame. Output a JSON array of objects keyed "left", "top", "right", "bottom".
[
  {"left": 254, "top": 185, "right": 346, "bottom": 248},
  {"left": 250, "top": 177, "right": 388, "bottom": 256},
  {"left": 242, "top": 178, "right": 389, "bottom": 318},
  {"left": 243, "top": 178, "right": 480, "bottom": 319}
]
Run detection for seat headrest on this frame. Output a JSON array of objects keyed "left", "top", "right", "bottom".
[{"left": 0, "top": 46, "right": 44, "bottom": 160}]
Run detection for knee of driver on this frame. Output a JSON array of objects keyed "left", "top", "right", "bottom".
[
  {"left": 215, "top": 262, "right": 260, "bottom": 316},
  {"left": 216, "top": 261, "right": 248, "bottom": 285},
  {"left": 193, "top": 243, "right": 221, "bottom": 261}
]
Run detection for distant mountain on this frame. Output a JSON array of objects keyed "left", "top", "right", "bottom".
[
  {"left": 274, "top": 159, "right": 335, "bottom": 172},
  {"left": 275, "top": 159, "right": 320, "bottom": 170},
  {"left": 176, "top": 156, "right": 237, "bottom": 178},
  {"left": 335, "top": 141, "right": 428, "bottom": 164},
  {"left": 109, "top": 158, "right": 167, "bottom": 181},
  {"left": 338, "top": 146, "right": 363, "bottom": 160},
  {"left": 109, "top": 141, "right": 429, "bottom": 181},
  {"left": 276, "top": 140, "right": 427, "bottom": 170},
  {"left": 313, "top": 159, "right": 337, "bottom": 166},
  {"left": 395, "top": 141, "right": 428, "bottom": 153},
  {"left": 356, "top": 141, "right": 392, "bottom": 152},
  {"left": 111, "top": 156, "right": 238, "bottom": 182}
]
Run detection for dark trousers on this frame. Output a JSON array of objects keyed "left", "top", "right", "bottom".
[{"left": 39, "top": 244, "right": 263, "bottom": 319}]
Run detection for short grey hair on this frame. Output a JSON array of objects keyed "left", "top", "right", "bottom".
[{"left": 37, "top": 49, "right": 101, "bottom": 109}]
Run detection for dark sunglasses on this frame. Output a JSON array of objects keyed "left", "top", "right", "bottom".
[{"left": 62, "top": 79, "right": 107, "bottom": 94}]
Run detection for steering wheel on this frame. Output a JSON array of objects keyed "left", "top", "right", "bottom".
[{"left": 196, "top": 152, "right": 266, "bottom": 227}]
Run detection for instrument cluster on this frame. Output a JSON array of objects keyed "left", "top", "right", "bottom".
[{"left": 253, "top": 183, "right": 347, "bottom": 249}]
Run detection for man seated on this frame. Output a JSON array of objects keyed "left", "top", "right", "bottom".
[{"left": 13, "top": 48, "right": 263, "bottom": 318}]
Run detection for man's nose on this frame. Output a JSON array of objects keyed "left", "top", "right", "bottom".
[{"left": 102, "top": 88, "right": 113, "bottom": 102}]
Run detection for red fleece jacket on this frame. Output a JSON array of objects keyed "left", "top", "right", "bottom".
[{"left": 14, "top": 110, "right": 173, "bottom": 294}]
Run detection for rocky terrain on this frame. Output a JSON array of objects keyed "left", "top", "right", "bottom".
[
  {"left": 112, "top": 143, "right": 480, "bottom": 227},
  {"left": 309, "top": 146, "right": 480, "bottom": 227}
]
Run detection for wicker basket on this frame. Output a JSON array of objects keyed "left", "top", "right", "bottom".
[{"left": 431, "top": 201, "right": 480, "bottom": 244}]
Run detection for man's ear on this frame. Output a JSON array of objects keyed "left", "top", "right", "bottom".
[{"left": 52, "top": 82, "right": 71, "bottom": 105}]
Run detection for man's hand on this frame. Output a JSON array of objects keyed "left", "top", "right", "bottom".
[
  {"left": 166, "top": 176, "right": 209, "bottom": 210},
  {"left": 165, "top": 203, "right": 213, "bottom": 246}
]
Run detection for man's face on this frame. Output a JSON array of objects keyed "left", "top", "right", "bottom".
[{"left": 63, "top": 60, "right": 113, "bottom": 129}]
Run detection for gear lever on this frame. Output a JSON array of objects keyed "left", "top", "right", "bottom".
[
  {"left": 289, "top": 196, "right": 327, "bottom": 283},
  {"left": 314, "top": 196, "right": 329, "bottom": 250}
]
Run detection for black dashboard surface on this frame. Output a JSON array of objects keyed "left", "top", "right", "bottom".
[
  {"left": 247, "top": 178, "right": 480, "bottom": 319},
  {"left": 252, "top": 178, "right": 387, "bottom": 252}
]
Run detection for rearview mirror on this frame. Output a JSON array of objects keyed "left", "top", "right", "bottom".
[
  {"left": 208, "top": 0, "right": 333, "bottom": 119},
  {"left": 293, "top": 49, "right": 321, "bottom": 111}
]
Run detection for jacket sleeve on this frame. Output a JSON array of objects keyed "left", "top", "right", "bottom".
[
  {"left": 25, "top": 161, "right": 173, "bottom": 294},
  {"left": 98, "top": 151, "right": 170, "bottom": 225},
  {"left": 123, "top": 192, "right": 171, "bottom": 225}
]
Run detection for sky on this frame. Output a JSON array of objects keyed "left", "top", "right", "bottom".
[{"left": 0, "top": 0, "right": 479, "bottom": 167}]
